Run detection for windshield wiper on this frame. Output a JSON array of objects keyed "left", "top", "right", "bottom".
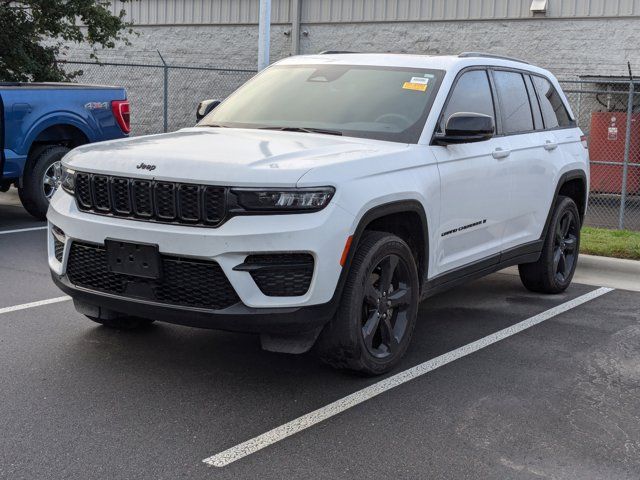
[{"left": 257, "top": 126, "right": 343, "bottom": 136}]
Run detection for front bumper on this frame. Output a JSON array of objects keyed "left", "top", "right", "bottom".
[
  {"left": 51, "top": 273, "right": 335, "bottom": 334},
  {"left": 47, "top": 190, "right": 355, "bottom": 333}
]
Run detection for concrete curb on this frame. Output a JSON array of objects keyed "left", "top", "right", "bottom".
[
  {"left": 501, "top": 254, "right": 640, "bottom": 292},
  {"left": 579, "top": 254, "right": 640, "bottom": 275},
  {"left": 573, "top": 254, "right": 640, "bottom": 292}
]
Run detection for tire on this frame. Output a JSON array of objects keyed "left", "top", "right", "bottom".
[
  {"left": 317, "top": 231, "right": 420, "bottom": 375},
  {"left": 19, "top": 145, "right": 70, "bottom": 220},
  {"left": 85, "top": 316, "right": 155, "bottom": 331},
  {"left": 518, "top": 195, "right": 581, "bottom": 294}
]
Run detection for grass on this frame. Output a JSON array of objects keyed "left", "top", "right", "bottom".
[{"left": 580, "top": 227, "right": 640, "bottom": 260}]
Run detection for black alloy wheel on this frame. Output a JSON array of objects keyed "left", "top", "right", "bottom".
[
  {"left": 518, "top": 195, "right": 581, "bottom": 294},
  {"left": 361, "top": 254, "right": 413, "bottom": 359},
  {"left": 553, "top": 209, "right": 578, "bottom": 284},
  {"left": 317, "top": 231, "right": 419, "bottom": 375}
]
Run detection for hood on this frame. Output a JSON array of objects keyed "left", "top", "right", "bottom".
[{"left": 63, "top": 127, "right": 406, "bottom": 187}]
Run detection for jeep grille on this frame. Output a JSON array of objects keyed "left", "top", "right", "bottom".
[{"left": 74, "top": 173, "right": 227, "bottom": 227}]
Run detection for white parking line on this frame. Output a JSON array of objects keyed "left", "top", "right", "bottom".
[
  {"left": 0, "top": 226, "right": 47, "bottom": 235},
  {"left": 203, "top": 286, "right": 614, "bottom": 468},
  {"left": 0, "top": 296, "right": 71, "bottom": 315}
]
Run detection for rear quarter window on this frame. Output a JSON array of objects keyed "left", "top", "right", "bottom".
[
  {"left": 524, "top": 75, "right": 544, "bottom": 131},
  {"left": 531, "top": 76, "right": 573, "bottom": 129}
]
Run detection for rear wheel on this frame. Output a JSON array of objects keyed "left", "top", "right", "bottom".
[
  {"left": 518, "top": 196, "right": 581, "bottom": 294},
  {"left": 85, "top": 316, "right": 155, "bottom": 331},
  {"left": 19, "top": 145, "right": 70, "bottom": 220},
  {"left": 317, "top": 231, "right": 419, "bottom": 375}
]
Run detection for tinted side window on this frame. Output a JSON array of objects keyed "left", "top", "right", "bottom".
[
  {"left": 524, "top": 75, "right": 544, "bottom": 130},
  {"left": 440, "top": 70, "right": 495, "bottom": 132},
  {"left": 493, "top": 71, "right": 534, "bottom": 134},
  {"left": 531, "top": 76, "right": 572, "bottom": 129}
]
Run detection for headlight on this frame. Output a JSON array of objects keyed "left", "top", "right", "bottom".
[
  {"left": 60, "top": 165, "right": 76, "bottom": 194},
  {"left": 232, "top": 187, "right": 335, "bottom": 212}
]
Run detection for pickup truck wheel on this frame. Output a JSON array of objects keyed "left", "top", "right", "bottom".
[
  {"left": 317, "top": 231, "right": 419, "bottom": 375},
  {"left": 518, "top": 196, "right": 581, "bottom": 294},
  {"left": 19, "top": 145, "right": 70, "bottom": 220},
  {"left": 85, "top": 315, "right": 155, "bottom": 331}
]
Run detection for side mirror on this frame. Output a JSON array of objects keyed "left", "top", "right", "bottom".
[
  {"left": 196, "top": 99, "right": 221, "bottom": 122},
  {"left": 434, "top": 112, "right": 495, "bottom": 145}
]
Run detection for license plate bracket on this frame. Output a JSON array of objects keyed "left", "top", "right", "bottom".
[{"left": 105, "top": 239, "right": 161, "bottom": 279}]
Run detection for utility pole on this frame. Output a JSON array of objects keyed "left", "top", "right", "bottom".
[
  {"left": 258, "top": 0, "right": 271, "bottom": 71},
  {"left": 291, "top": 0, "right": 301, "bottom": 56}
]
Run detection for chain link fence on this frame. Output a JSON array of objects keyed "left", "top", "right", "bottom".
[
  {"left": 58, "top": 60, "right": 640, "bottom": 231},
  {"left": 59, "top": 59, "right": 256, "bottom": 136},
  {"left": 560, "top": 79, "right": 640, "bottom": 231}
]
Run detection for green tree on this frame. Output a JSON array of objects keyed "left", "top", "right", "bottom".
[{"left": 0, "top": 1, "right": 135, "bottom": 82}]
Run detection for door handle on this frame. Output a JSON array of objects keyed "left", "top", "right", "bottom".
[
  {"left": 492, "top": 148, "right": 511, "bottom": 159},
  {"left": 544, "top": 140, "right": 558, "bottom": 151}
]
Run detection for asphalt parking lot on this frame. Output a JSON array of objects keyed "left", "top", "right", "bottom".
[{"left": 1, "top": 192, "right": 640, "bottom": 480}]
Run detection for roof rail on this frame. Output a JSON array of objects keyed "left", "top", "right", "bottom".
[
  {"left": 318, "top": 50, "right": 358, "bottom": 55},
  {"left": 458, "top": 52, "right": 531, "bottom": 65}
]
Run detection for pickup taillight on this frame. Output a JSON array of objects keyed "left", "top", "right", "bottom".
[
  {"left": 111, "top": 100, "right": 131, "bottom": 134},
  {"left": 580, "top": 135, "right": 588, "bottom": 149}
]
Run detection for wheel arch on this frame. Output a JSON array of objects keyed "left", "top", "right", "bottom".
[
  {"left": 558, "top": 174, "right": 587, "bottom": 222},
  {"left": 23, "top": 110, "right": 94, "bottom": 146},
  {"left": 22, "top": 124, "right": 89, "bottom": 181},
  {"left": 28, "top": 123, "right": 89, "bottom": 157},
  {"left": 341, "top": 200, "right": 430, "bottom": 296},
  {"left": 542, "top": 169, "right": 588, "bottom": 240}
]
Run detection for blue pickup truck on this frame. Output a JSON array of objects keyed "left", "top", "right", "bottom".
[{"left": 0, "top": 83, "right": 130, "bottom": 219}]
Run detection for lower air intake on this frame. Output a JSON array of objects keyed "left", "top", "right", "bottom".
[
  {"left": 66, "top": 242, "right": 240, "bottom": 310},
  {"left": 243, "top": 253, "right": 314, "bottom": 297}
]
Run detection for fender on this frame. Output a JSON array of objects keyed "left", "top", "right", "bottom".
[
  {"left": 328, "top": 199, "right": 430, "bottom": 308},
  {"left": 19, "top": 111, "right": 96, "bottom": 157},
  {"left": 540, "top": 169, "right": 588, "bottom": 241}
]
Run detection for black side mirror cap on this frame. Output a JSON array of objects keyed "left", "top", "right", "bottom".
[
  {"left": 196, "top": 99, "right": 221, "bottom": 122},
  {"left": 434, "top": 112, "right": 495, "bottom": 145}
]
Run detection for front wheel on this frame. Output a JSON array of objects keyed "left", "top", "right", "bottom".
[
  {"left": 19, "top": 145, "right": 70, "bottom": 220},
  {"left": 518, "top": 196, "right": 581, "bottom": 294},
  {"left": 317, "top": 231, "right": 419, "bottom": 375}
]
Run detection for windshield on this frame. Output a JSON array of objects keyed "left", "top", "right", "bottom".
[{"left": 199, "top": 64, "right": 445, "bottom": 143}]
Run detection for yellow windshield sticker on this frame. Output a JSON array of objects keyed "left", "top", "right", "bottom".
[
  {"left": 403, "top": 76, "right": 429, "bottom": 92},
  {"left": 403, "top": 82, "right": 428, "bottom": 92}
]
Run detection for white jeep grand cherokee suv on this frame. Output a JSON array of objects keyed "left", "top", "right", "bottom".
[{"left": 48, "top": 53, "right": 589, "bottom": 375}]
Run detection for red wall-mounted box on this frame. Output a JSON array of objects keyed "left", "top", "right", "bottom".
[{"left": 589, "top": 111, "right": 640, "bottom": 195}]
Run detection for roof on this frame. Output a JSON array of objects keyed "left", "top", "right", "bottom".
[{"left": 276, "top": 53, "right": 553, "bottom": 77}]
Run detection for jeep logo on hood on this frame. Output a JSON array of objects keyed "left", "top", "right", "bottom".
[{"left": 136, "top": 163, "right": 156, "bottom": 171}]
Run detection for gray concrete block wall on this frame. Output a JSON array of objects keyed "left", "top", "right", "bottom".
[
  {"left": 64, "top": 18, "right": 640, "bottom": 77},
  {"left": 63, "top": 24, "right": 291, "bottom": 69},
  {"left": 297, "top": 18, "right": 638, "bottom": 78}
]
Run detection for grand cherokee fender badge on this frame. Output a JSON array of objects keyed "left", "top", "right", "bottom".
[
  {"left": 441, "top": 219, "right": 487, "bottom": 237},
  {"left": 136, "top": 163, "right": 156, "bottom": 171}
]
